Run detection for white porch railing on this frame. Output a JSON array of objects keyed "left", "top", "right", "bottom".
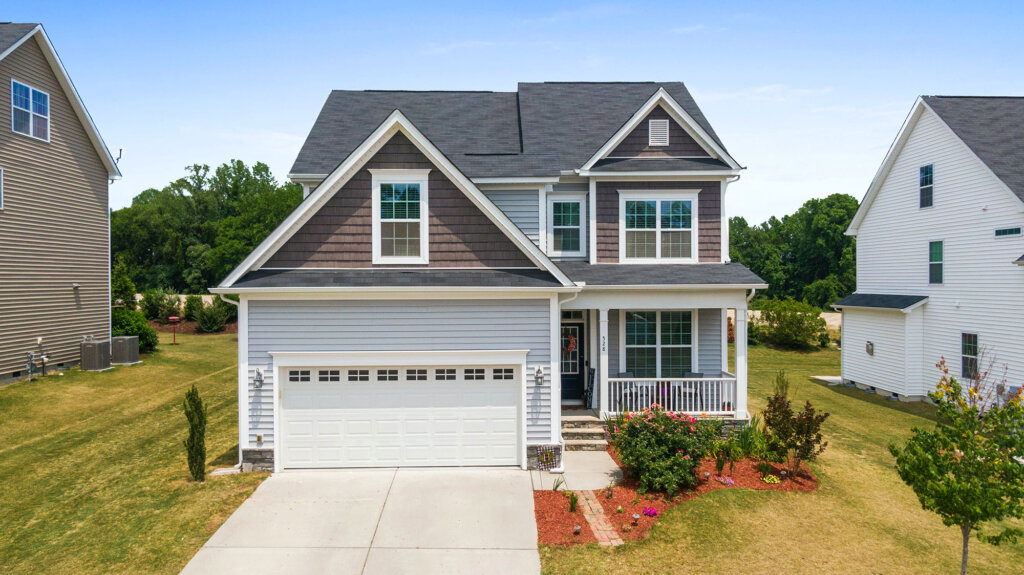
[{"left": 607, "top": 372, "right": 737, "bottom": 416}]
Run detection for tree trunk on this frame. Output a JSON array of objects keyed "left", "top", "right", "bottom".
[{"left": 960, "top": 523, "right": 971, "bottom": 575}]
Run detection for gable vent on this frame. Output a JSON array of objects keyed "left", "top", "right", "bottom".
[{"left": 648, "top": 119, "right": 670, "bottom": 146}]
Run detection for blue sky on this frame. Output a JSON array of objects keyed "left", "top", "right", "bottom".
[{"left": 9, "top": 1, "right": 1024, "bottom": 222}]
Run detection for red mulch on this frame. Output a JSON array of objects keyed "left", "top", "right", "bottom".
[
  {"left": 533, "top": 491, "right": 597, "bottom": 546},
  {"left": 149, "top": 320, "right": 238, "bottom": 335},
  {"left": 535, "top": 447, "right": 818, "bottom": 546}
]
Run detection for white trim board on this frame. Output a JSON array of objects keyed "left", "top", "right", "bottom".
[
  {"left": 218, "top": 110, "right": 574, "bottom": 288},
  {"left": 0, "top": 25, "right": 120, "bottom": 178},
  {"left": 579, "top": 88, "right": 741, "bottom": 172}
]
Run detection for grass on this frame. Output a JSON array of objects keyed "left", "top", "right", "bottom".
[
  {"left": 0, "top": 333, "right": 266, "bottom": 574},
  {"left": 541, "top": 344, "right": 1024, "bottom": 574}
]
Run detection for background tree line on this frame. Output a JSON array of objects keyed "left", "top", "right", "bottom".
[
  {"left": 729, "top": 193, "right": 859, "bottom": 309},
  {"left": 111, "top": 161, "right": 302, "bottom": 293}
]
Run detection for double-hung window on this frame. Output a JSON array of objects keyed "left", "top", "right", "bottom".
[
  {"left": 371, "top": 169, "right": 430, "bottom": 264},
  {"left": 620, "top": 192, "right": 697, "bottom": 262},
  {"left": 919, "top": 165, "right": 933, "bottom": 208},
  {"left": 11, "top": 80, "right": 49, "bottom": 141},
  {"left": 961, "top": 333, "right": 978, "bottom": 379},
  {"left": 928, "top": 241, "right": 943, "bottom": 284},
  {"left": 623, "top": 310, "right": 693, "bottom": 378},
  {"left": 547, "top": 195, "right": 585, "bottom": 257}
]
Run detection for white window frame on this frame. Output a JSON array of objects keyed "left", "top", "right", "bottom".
[
  {"left": 928, "top": 240, "right": 943, "bottom": 285},
  {"left": 618, "top": 190, "right": 699, "bottom": 263},
  {"left": 546, "top": 193, "right": 587, "bottom": 257},
  {"left": 994, "top": 226, "right": 1022, "bottom": 238},
  {"left": 370, "top": 169, "right": 430, "bottom": 265},
  {"left": 11, "top": 79, "right": 50, "bottom": 142},
  {"left": 618, "top": 309, "right": 698, "bottom": 378},
  {"left": 961, "top": 332, "right": 979, "bottom": 380},
  {"left": 648, "top": 118, "right": 670, "bottom": 146}
]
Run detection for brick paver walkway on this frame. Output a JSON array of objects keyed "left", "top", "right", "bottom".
[{"left": 580, "top": 490, "right": 624, "bottom": 546}]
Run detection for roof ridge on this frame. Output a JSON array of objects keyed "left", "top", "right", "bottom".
[{"left": 924, "top": 95, "right": 1024, "bottom": 99}]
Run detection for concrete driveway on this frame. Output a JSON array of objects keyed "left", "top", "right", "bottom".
[{"left": 182, "top": 468, "right": 539, "bottom": 574}]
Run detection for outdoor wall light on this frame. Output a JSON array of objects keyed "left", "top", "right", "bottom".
[
  {"left": 535, "top": 366, "right": 544, "bottom": 385},
  {"left": 253, "top": 368, "right": 264, "bottom": 388},
  {"left": 866, "top": 341, "right": 874, "bottom": 356},
  {"left": 71, "top": 283, "right": 81, "bottom": 289}
]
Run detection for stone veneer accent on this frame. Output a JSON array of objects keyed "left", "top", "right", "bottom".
[{"left": 241, "top": 448, "right": 274, "bottom": 472}]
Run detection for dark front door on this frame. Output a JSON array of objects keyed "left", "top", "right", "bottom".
[{"left": 560, "top": 322, "right": 585, "bottom": 400}]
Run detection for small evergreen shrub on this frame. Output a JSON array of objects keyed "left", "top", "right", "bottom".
[
  {"left": 140, "top": 289, "right": 181, "bottom": 322},
  {"left": 111, "top": 258, "right": 136, "bottom": 310},
  {"left": 183, "top": 384, "right": 207, "bottom": 482},
  {"left": 612, "top": 405, "right": 721, "bottom": 495},
  {"left": 196, "top": 303, "right": 227, "bottom": 333},
  {"left": 214, "top": 295, "right": 239, "bottom": 322},
  {"left": 758, "top": 297, "right": 827, "bottom": 349},
  {"left": 183, "top": 295, "right": 204, "bottom": 322},
  {"left": 111, "top": 308, "right": 158, "bottom": 353}
]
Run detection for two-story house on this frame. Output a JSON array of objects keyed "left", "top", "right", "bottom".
[
  {"left": 835, "top": 96, "right": 1024, "bottom": 400},
  {"left": 213, "top": 83, "right": 765, "bottom": 471},
  {"left": 0, "top": 23, "right": 121, "bottom": 380}
]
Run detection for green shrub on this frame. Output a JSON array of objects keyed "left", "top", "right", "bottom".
[
  {"left": 747, "top": 319, "right": 763, "bottom": 345},
  {"left": 612, "top": 405, "right": 721, "bottom": 495},
  {"left": 568, "top": 491, "right": 578, "bottom": 512},
  {"left": 182, "top": 384, "right": 207, "bottom": 482},
  {"left": 214, "top": 295, "right": 238, "bottom": 322},
  {"left": 111, "top": 257, "right": 136, "bottom": 310},
  {"left": 140, "top": 289, "right": 181, "bottom": 322},
  {"left": 763, "top": 391, "right": 830, "bottom": 475},
  {"left": 196, "top": 303, "right": 227, "bottom": 333},
  {"left": 817, "top": 331, "right": 831, "bottom": 348},
  {"left": 183, "top": 295, "right": 204, "bottom": 322},
  {"left": 735, "top": 413, "right": 768, "bottom": 459},
  {"left": 758, "top": 297, "right": 827, "bottom": 349},
  {"left": 111, "top": 308, "right": 158, "bottom": 353}
]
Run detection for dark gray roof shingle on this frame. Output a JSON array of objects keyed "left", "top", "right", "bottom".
[
  {"left": 832, "top": 293, "right": 928, "bottom": 310},
  {"left": 590, "top": 157, "right": 731, "bottom": 172},
  {"left": 554, "top": 262, "right": 765, "bottom": 286},
  {"left": 923, "top": 96, "right": 1024, "bottom": 203},
  {"left": 233, "top": 268, "right": 563, "bottom": 289},
  {"left": 0, "top": 23, "right": 39, "bottom": 56},
  {"left": 290, "top": 82, "right": 733, "bottom": 178}
]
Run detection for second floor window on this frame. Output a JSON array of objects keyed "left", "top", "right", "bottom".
[
  {"left": 929, "top": 240, "right": 943, "bottom": 284},
  {"left": 11, "top": 80, "right": 49, "bottom": 141},
  {"left": 547, "top": 197, "right": 585, "bottom": 257},
  {"left": 919, "top": 164, "right": 933, "bottom": 208},
  {"left": 961, "top": 333, "right": 978, "bottom": 379},
  {"left": 620, "top": 192, "right": 697, "bottom": 262},
  {"left": 371, "top": 169, "right": 430, "bottom": 264}
]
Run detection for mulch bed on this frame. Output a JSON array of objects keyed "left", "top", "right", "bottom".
[
  {"left": 534, "top": 491, "right": 598, "bottom": 546},
  {"left": 535, "top": 447, "right": 818, "bottom": 546},
  {"left": 148, "top": 320, "right": 238, "bottom": 335}
]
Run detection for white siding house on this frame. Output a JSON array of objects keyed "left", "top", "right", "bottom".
[{"left": 837, "top": 97, "right": 1024, "bottom": 400}]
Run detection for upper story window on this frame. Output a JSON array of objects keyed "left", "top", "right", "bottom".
[
  {"left": 619, "top": 191, "right": 697, "bottom": 263},
  {"left": 11, "top": 80, "right": 49, "bottom": 141},
  {"left": 648, "top": 119, "right": 670, "bottom": 146},
  {"left": 371, "top": 169, "right": 430, "bottom": 264},
  {"left": 928, "top": 240, "right": 943, "bottom": 284},
  {"left": 547, "top": 195, "right": 586, "bottom": 257},
  {"left": 919, "top": 164, "right": 933, "bottom": 208},
  {"left": 961, "top": 333, "right": 978, "bottom": 379},
  {"left": 995, "top": 227, "right": 1022, "bottom": 238}
]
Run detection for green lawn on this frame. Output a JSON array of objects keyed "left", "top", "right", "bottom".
[
  {"left": 0, "top": 333, "right": 266, "bottom": 574},
  {"left": 541, "top": 344, "right": 1024, "bottom": 574}
]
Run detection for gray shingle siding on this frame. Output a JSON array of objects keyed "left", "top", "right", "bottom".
[{"left": 246, "top": 299, "right": 553, "bottom": 446}]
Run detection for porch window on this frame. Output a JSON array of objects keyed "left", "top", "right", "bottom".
[
  {"left": 620, "top": 191, "right": 697, "bottom": 262},
  {"left": 624, "top": 311, "right": 693, "bottom": 378},
  {"left": 371, "top": 169, "right": 430, "bottom": 264},
  {"left": 547, "top": 195, "right": 586, "bottom": 257},
  {"left": 961, "top": 333, "right": 978, "bottom": 379}
]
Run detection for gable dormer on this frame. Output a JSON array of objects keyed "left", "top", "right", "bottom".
[{"left": 607, "top": 106, "right": 710, "bottom": 159}]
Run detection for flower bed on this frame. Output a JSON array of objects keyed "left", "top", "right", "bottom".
[{"left": 534, "top": 491, "right": 597, "bottom": 546}]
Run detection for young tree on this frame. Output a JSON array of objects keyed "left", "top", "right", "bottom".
[
  {"left": 888, "top": 358, "right": 1024, "bottom": 575},
  {"left": 183, "top": 385, "right": 208, "bottom": 482},
  {"left": 110, "top": 257, "right": 137, "bottom": 310}
]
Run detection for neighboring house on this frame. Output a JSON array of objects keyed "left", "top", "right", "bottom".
[
  {"left": 0, "top": 23, "right": 121, "bottom": 379},
  {"left": 835, "top": 96, "right": 1024, "bottom": 400},
  {"left": 213, "top": 83, "right": 765, "bottom": 471}
]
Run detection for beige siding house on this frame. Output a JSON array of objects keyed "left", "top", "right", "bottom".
[{"left": 0, "top": 23, "right": 120, "bottom": 379}]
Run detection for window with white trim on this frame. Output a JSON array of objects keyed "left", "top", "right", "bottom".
[
  {"left": 961, "top": 333, "right": 978, "bottom": 379},
  {"left": 546, "top": 195, "right": 586, "bottom": 257},
  {"left": 377, "top": 369, "right": 399, "bottom": 381},
  {"left": 620, "top": 192, "right": 697, "bottom": 262},
  {"left": 929, "top": 241, "right": 943, "bottom": 284},
  {"left": 493, "top": 368, "right": 514, "bottom": 380},
  {"left": 318, "top": 369, "right": 340, "bottom": 382},
  {"left": 288, "top": 369, "right": 311, "bottom": 382},
  {"left": 406, "top": 369, "right": 427, "bottom": 381},
  {"left": 435, "top": 368, "right": 456, "bottom": 381},
  {"left": 919, "top": 165, "right": 933, "bottom": 208},
  {"left": 624, "top": 311, "right": 693, "bottom": 378},
  {"left": 348, "top": 369, "right": 369, "bottom": 381},
  {"left": 995, "top": 227, "right": 1022, "bottom": 238},
  {"left": 11, "top": 80, "right": 49, "bottom": 141},
  {"left": 464, "top": 368, "right": 485, "bottom": 380},
  {"left": 648, "top": 119, "right": 670, "bottom": 146},
  {"left": 371, "top": 169, "right": 430, "bottom": 264}
]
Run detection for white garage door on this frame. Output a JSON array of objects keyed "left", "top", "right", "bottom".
[{"left": 281, "top": 365, "right": 520, "bottom": 468}]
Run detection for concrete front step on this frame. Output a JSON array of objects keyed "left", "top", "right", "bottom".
[
  {"left": 561, "top": 415, "right": 604, "bottom": 429},
  {"left": 564, "top": 439, "right": 609, "bottom": 451},
  {"left": 562, "top": 426, "right": 607, "bottom": 441}
]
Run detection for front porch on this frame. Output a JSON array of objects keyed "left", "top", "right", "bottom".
[{"left": 558, "top": 294, "right": 751, "bottom": 420}]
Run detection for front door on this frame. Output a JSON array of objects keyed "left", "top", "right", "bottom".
[{"left": 560, "top": 322, "right": 585, "bottom": 400}]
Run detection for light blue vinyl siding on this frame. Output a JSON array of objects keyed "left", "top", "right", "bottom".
[
  {"left": 246, "top": 299, "right": 553, "bottom": 447},
  {"left": 483, "top": 189, "right": 540, "bottom": 245}
]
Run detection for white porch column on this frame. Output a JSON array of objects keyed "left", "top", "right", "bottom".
[
  {"left": 599, "top": 308, "right": 610, "bottom": 416},
  {"left": 735, "top": 306, "right": 749, "bottom": 418},
  {"left": 721, "top": 308, "right": 729, "bottom": 373}
]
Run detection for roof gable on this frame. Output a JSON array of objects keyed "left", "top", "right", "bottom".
[
  {"left": 607, "top": 106, "right": 710, "bottom": 158},
  {"left": 220, "top": 110, "right": 574, "bottom": 288},
  {"left": 0, "top": 24, "right": 120, "bottom": 178}
]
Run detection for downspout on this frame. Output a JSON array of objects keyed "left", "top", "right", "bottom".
[
  {"left": 746, "top": 287, "right": 756, "bottom": 304},
  {"left": 218, "top": 293, "right": 243, "bottom": 468},
  {"left": 218, "top": 294, "right": 239, "bottom": 307},
  {"left": 551, "top": 285, "right": 584, "bottom": 472}
]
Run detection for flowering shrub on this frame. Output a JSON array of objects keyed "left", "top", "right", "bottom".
[
  {"left": 611, "top": 404, "right": 721, "bottom": 495},
  {"left": 762, "top": 474, "right": 781, "bottom": 485},
  {"left": 642, "top": 506, "right": 659, "bottom": 517},
  {"left": 715, "top": 476, "right": 736, "bottom": 486}
]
